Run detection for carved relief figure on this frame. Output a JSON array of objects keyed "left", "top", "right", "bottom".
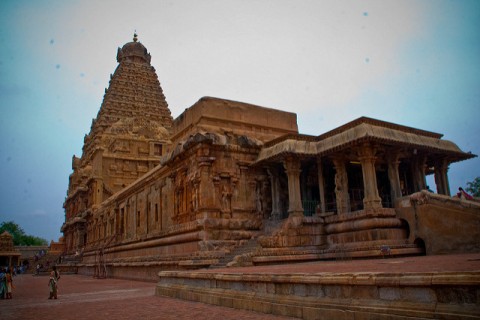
[
  {"left": 221, "top": 184, "right": 231, "bottom": 212},
  {"left": 255, "top": 180, "right": 263, "bottom": 214},
  {"left": 334, "top": 165, "right": 350, "bottom": 213},
  {"left": 192, "top": 182, "right": 199, "bottom": 211}
]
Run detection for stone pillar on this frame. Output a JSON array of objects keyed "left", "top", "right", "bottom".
[
  {"left": 386, "top": 152, "right": 402, "bottom": 203},
  {"left": 267, "top": 167, "right": 281, "bottom": 220},
  {"left": 125, "top": 201, "right": 131, "bottom": 238},
  {"left": 92, "top": 179, "right": 104, "bottom": 206},
  {"left": 197, "top": 156, "right": 216, "bottom": 209},
  {"left": 316, "top": 158, "right": 326, "bottom": 213},
  {"left": 283, "top": 156, "right": 304, "bottom": 217},
  {"left": 357, "top": 144, "right": 382, "bottom": 210},
  {"left": 434, "top": 158, "right": 451, "bottom": 196},
  {"left": 332, "top": 157, "right": 350, "bottom": 214},
  {"left": 235, "top": 163, "right": 254, "bottom": 211},
  {"left": 412, "top": 154, "right": 427, "bottom": 192}
]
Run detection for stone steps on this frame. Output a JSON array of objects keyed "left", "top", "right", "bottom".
[
  {"left": 210, "top": 238, "right": 260, "bottom": 268},
  {"left": 253, "top": 244, "right": 424, "bottom": 265},
  {"left": 209, "top": 219, "right": 284, "bottom": 268}
]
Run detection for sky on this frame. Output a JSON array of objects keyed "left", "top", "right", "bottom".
[{"left": 0, "top": 0, "right": 479, "bottom": 242}]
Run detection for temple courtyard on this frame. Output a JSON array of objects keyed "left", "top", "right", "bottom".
[
  {"left": 0, "top": 273, "right": 295, "bottom": 320},
  {"left": 2, "top": 253, "right": 479, "bottom": 319}
]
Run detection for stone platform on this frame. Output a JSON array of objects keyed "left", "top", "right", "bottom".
[{"left": 156, "top": 253, "right": 480, "bottom": 319}]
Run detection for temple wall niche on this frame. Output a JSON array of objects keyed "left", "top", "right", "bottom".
[
  {"left": 127, "top": 197, "right": 136, "bottom": 239},
  {"left": 136, "top": 190, "right": 147, "bottom": 236}
]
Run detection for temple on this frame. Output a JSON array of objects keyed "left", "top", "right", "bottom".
[
  {"left": 0, "top": 231, "right": 21, "bottom": 267},
  {"left": 61, "top": 35, "right": 479, "bottom": 280}
]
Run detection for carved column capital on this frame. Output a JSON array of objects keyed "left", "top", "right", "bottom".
[
  {"left": 357, "top": 143, "right": 378, "bottom": 163},
  {"left": 283, "top": 156, "right": 301, "bottom": 174}
]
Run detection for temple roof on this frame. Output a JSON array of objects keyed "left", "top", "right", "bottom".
[
  {"left": 171, "top": 96, "right": 298, "bottom": 144},
  {"left": 0, "top": 231, "right": 12, "bottom": 238},
  {"left": 255, "top": 116, "right": 476, "bottom": 164}
]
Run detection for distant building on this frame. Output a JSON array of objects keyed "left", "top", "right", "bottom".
[
  {"left": 0, "top": 231, "right": 21, "bottom": 267},
  {"left": 49, "top": 237, "right": 65, "bottom": 255},
  {"left": 61, "top": 34, "right": 479, "bottom": 280}
]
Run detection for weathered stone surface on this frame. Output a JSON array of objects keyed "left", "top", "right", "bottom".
[
  {"left": 156, "top": 268, "right": 480, "bottom": 319},
  {"left": 61, "top": 35, "right": 479, "bottom": 284}
]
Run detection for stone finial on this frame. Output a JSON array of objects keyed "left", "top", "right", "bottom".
[{"left": 133, "top": 32, "right": 138, "bottom": 42}]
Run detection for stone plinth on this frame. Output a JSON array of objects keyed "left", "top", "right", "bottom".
[
  {"left": 396, "top": 191, "right": 480, "bottom": 255},
  {"left": 156, "top": 269, "right": 480, "bottom": 319}
]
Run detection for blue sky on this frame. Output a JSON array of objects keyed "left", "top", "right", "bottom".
[{"left": 0, "top": 0, "right": 479, "bottom": 242}]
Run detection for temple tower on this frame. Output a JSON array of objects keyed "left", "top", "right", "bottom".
[{"left": 63, "top": 34, "right": 173, "bottom": 253}]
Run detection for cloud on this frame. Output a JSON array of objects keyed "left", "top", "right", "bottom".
[
  {"left": 0, "top": 84, "right": 32, "bottom": 101},
  {"left": 31, "top": 209, "right": 48, "bottom": 217}
]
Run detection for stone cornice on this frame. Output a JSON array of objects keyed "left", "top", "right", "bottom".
[{"left": 255, "top": 121, "right": 476, "bottom": 165}]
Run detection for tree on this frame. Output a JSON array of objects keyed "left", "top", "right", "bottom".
[
  {"left": 465, "top": 177, "right": 480, "bottom": 197},
  {"left": 0, "top": 221, "right": 48, "bottom": 246}
]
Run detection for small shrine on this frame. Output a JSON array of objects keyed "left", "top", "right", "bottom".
[{"left": 0, "top": 231, "right": 21, "bottom": 267}]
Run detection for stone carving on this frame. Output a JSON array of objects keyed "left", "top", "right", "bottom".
[
  {"left": 61, "top": 36, "right": 478, "bottom": 278},
  {"left": 333, "top": 158, "right": 350, "bottom": 214}
]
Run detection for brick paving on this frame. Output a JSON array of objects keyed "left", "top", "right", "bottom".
[
  {"left": 0, "top": 275, "right": 297, "bottom": 320},
  {"left": 1, "top": 253, "right": 479, "bottom": 320}
]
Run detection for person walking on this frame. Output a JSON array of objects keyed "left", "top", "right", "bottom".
[{"left": 48, "top": 265, "right": 60, "bottom": 299}]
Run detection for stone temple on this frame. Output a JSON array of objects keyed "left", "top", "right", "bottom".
[{"left": 61, "top": 34, "right": 479, "bottom": 281}]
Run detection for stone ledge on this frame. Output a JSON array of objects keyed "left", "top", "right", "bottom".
[
  {"left": 157, "top": 270, "right": 480, "bottom": 287},
  {"left": 252, "top": 246, "right": 424, "bottom": 264},
  {"left": 156, "top": 281, "right": 480, "bottom": 319}
]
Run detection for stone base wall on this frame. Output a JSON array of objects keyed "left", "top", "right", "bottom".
[
  {"left": 254, "top": 209, "right": 420, "bottom": 264},
  {"left": 77, "top": 265, "right": 169, "bottom": 282},
  {"left": 156, "top": 270, "right": 480, "bottom": 319},
  {"left": 258, "top": 216, "right": 326, "bottom": 248},
  {"left": 396, "top": 191, "right": 480, "bottom": 255}
]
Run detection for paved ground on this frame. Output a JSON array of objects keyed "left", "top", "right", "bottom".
[
  {"left": 1, "top": 253, "right": 479, "bottom": 320},
  {"left": 0, "top": 274, "right": 298, "bottom": 320}
]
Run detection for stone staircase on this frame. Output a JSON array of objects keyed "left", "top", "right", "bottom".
[
  {"left": 209, "top": 218, "right": 285, "bottom": 268},
  {"left": 210, "top": 238, "right": 260, "bottom": 268},
  {"left": 27, "top": 251, "right": 63, "bottom": 274}
]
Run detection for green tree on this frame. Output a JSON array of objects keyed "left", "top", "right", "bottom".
[
  {"left": 465, "top": 177, "right": 480, "bottom": 197},
  {"left": 0, "top": 221, "right": 48, "bottom": 246}
]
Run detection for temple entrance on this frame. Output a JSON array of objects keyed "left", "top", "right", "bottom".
[
  {"left": 399, "top": 162, "right": 415, "bottom": 196},
  {"left": 322, "top": 160, "right": 337, "bottom": 213},
  {"left": 376, "top": 165, "right": 392, "bottom": 208},
  {"left": 300, "top": 161, "right": 320, "bottom": 216},
  {"left": 347, "top": 162, "right": 364, "bottom": 211},
  {"left": 267, "top": 163, "right": 289, "bottom": 220}
]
